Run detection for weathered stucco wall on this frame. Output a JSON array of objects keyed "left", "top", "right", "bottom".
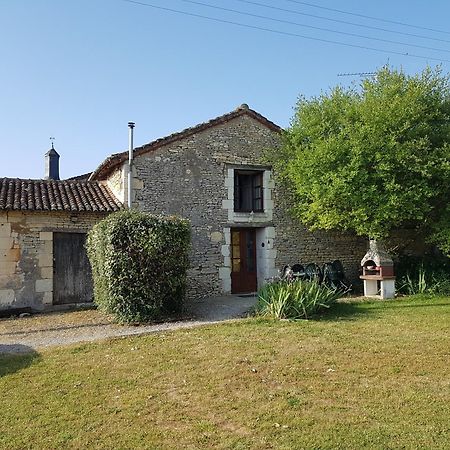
[
  {"left": 109, "top": 114, "right": 369, "bottom": 298},
  {"left": 0, "top": 211, "right": 107, "bottom": 311}
]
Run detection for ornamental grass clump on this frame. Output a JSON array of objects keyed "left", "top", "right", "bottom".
[
  {"left": 86, "top": 210, "right": 190, "bottom": 324},
  {"left": 396, "top": 255, "right": 450, "bottom": 296},
  {"left": 397, "top": 265, "right": 450, "bottom": 296},
  {"left": 255, "top": 279, "right": 343, "bottom": 320}
]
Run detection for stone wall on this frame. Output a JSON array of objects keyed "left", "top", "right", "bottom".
[
  {"left": 106, "top": 165, "right": 126, "bottom": 204},
  {"left": 129, "top": 115, "right": 281, "bottom": 298},
  {"left": 272, "top": 192, "right": 369, "bottom": 282},
  {"left": 0, "top": 211, "right": 107, "bottom": 311},
  {"left": 109, "top": 114, "right": 369, "bottom": 298}
]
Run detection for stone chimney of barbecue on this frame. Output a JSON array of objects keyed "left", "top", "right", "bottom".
[{"left": 44, "top": 143, "right": 60, "bottom": 180}]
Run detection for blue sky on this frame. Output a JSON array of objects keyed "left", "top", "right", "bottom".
[{"left": 1, "top": 0, "right": 450, "bottom": 179}]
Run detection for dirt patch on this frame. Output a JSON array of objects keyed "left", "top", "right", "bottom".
[{"left": 0, "top": 309, "right": 112, "bottom": 335}]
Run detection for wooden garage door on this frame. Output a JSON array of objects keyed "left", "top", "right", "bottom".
[{"left": 53, "top": 232, "right": 93, "bottom": 305}]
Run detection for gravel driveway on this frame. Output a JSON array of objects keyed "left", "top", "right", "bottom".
[{"left": 0, "top": 295, "right": 256, "bottom": 354}]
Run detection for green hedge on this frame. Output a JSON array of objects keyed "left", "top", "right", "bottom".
[{"left": 86, "top": 210, "right": 191, "bottom": 323}]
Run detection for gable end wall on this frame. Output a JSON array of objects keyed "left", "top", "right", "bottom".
[{"left": 114, "top": 114, "right": 368, "bottom": 298}]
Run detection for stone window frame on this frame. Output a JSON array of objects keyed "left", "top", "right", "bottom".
[
  {"left": 219, "top": 164, "right": 276, "bottom": 294},
  {"left": 222, "top": 164, "right": 274, "bottom": 224}
]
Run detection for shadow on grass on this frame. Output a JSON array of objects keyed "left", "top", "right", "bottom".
[
  {"left": 318, "top": 295, "right": 450, "bottom": 320},
  {"left": 363, "top": 300, "right": 450, "bottom": 311},
  {"left": 250, "top": 301, "right": 376, "bottom": 323},
  {"left": 316, "top": 301, "right": 377, "bottom": 322},
  {"left": 0, "top": 345, "right": 40, "bottom": 376}
]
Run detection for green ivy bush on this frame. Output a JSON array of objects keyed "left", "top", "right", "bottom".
[
  {"left": 86, "top": 210, "right": 191, "bottom": 323},
  {"left": 255, "top": 280, "right": 343, "bottom": 320}
]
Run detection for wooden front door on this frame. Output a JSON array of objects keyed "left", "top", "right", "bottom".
[
  {"left": 231, "top": 228, "right": 257, "bottom": 294},
  {"left": 53, "top": 232, "right": 93, "bottom": 305}
]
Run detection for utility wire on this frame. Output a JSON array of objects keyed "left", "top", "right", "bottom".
[
  {"left": 178, "top": 0, "right": 450, "bottom": 54},
  {"left": 284, "top": 0, "right": 450, "bottom": 36},
  {"left": 337, "top": 72, "right": 376, "bottom": 77},
  {"left": 121, "top": 0, "right": 450, "bottom": 63},
  {"left": 235, "top": 0, "right": 450, "bottom": 45}
]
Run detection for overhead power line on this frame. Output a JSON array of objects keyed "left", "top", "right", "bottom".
[
  {"left": 178, "top": 0, "right": 450, "bottom": 54},
  {"left": 121, "top": 0, "right": 450, "bottom": 63},
  {"left": 235, "top": 0, "right": 450, "bottom": 45},
  {"left": 337, "top": 72, "right": 377, "bottom": 77},
  {"left": 284, "top": 0, "right": 450, "bottom": 36}
]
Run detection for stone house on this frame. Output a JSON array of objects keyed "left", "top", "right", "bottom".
[
  {"left": 90, "top": 104, "right": 367, "bottom": 299},
  {"left": 0, "top": 104, "right": 367, "bottom": 312}
]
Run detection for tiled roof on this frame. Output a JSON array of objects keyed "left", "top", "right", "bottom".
[
  {"left": 0, "top": 178, "right": 121, "bottom": 212},
  {"left": 90, "top": 104, "right": 282, "bottom": 181},
  {"left": 66, "top": 172, "right": 92, "bottom": 181}
]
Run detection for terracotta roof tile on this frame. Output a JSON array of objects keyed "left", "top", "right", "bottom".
[{"left": 0, "top": 178, "right": 121, "bottom": 212}]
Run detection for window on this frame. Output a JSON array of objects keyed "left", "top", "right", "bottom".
[{"left": 234, "top": 170, "right": 263, "bottom": 212}]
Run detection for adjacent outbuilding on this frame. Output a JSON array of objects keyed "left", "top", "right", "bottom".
[{"left": 0, "top": 170, "right": 120, "bottom": 311}]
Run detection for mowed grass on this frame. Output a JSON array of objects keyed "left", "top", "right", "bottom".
[{"left": 1, "top": 296, "right": 449, "bottom": 450}]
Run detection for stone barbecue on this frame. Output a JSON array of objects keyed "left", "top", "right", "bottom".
[{"left": 360, "top": 239, "right": 396, "bottom": 299}]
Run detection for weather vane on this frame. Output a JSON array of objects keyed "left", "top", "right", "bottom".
[{"left": 49, "top": 136, "right": 55, "bottom": 149}]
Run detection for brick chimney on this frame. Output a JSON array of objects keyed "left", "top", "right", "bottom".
[{"left": 44, "top": 144, "right": 60, "bottom": 180}]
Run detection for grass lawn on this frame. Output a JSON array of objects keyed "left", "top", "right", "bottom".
[{"left": 1, "top": 295, "right": 449, "bottom": 449}]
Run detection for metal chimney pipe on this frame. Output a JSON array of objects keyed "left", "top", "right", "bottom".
[{"left": 127, "top": 122, "right": 135, "bottom": 208}]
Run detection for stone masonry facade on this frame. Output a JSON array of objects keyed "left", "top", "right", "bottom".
[
  {"left": 116, "top": 114, "right": 281, "bottom": 298},
  {"left": 103, "top": 111, "right": 369, "bottom": 298},
  {"left": 1, "top": 106, "right": 426, "bottom": 310},
  {"left": 0, "top": 211, "right": 108, "bottom": 310}
]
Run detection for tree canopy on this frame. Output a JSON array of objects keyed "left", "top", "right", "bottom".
[{"left": 274, "top": 66, "right": 450, "bottom": 255}]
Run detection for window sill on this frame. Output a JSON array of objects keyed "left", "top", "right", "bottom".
[{"left": 233, "top": 210, "right": 265, "bottom": 214}]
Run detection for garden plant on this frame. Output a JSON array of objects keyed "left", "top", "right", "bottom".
[
  {"left": 255, "top": 279, "right": 344, "bottom": 320},
  {"left": 86, "top": 210, "right": 190, "bottom": 324}
]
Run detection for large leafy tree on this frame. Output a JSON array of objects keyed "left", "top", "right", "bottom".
[{"left": 274, "top": 67, "right": 450, "bottom": 255}]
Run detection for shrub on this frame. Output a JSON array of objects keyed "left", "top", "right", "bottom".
[
  {"left": 397, "top": 265, "right": 450, "bottom": 296},
  {"left": 396, "top": 255, "right": 450, "bottom": 295},
  {"left": 255, "top": 280, "right": 344, "bottom": 320},
  {"left": 86, "top": 210, "right": 191, "bottom": 323}
]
